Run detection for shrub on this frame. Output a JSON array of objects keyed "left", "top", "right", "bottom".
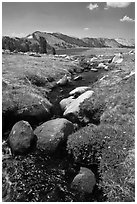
[
  {"left": 67, "top": 124, "right": 106, "bottom": 165},
  {"left": 67, "top": 122, "right": 135, "bottom": 201},
  {"left": 79, "top": 94, "right": 106, "bottom": 125},
  {"left": 98, "top": 124, "right": 135, "bottom": 201},
  {"left": 25, "top": 72, "right": 48, "bottom": 87}
]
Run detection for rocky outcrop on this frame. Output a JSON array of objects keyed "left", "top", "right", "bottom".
[
  {"left": 2, "top": 89, "right": 53, "bottom": 130},
  {"left": 110, "top": 53, "right": 123, "bottom": 64},
  {"left": 34, "top": 118, "right": 74, "bottom": 153},
  {"left": 8, "top": 121, "right": 36, "bottom": 154},
  {"left": 71, "top": 167, "right": 96, "bottom": 193}
]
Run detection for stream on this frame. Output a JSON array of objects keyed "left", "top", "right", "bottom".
[{"left": 2, "top": 61, "right": 107, "bottom": 202}]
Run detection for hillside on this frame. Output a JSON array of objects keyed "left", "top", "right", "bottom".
[
  {"left": 27, "top": 31, "right": 135, "bottom": 49},
  {"left": 2, "top": 31, "right": 135, "bottom": 53},
  {"left": 27, "top": 31, "right": 77, "bottom": 49},
  {"left": 2, "top": 35, "right": 56, "bottom": 54},
  {"left": 115, "top": 38, "right": 135, "bottom": 48},
  {"left": 52, "top": 32, "right": 88, "bottom": 47},
  {"left": 82, "top": 37, "right": 122, "bottom": 48}
]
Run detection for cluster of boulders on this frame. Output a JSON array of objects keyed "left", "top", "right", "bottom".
[
  {"left": 4, "top": 85, "right": 98, "bottom": 195},
  {"left": 60, "top": 87, "right": 94, "bottom": 124},
  {"left": 79, "top": 52, "right": 125, "bottom": 73},
  {"left": 54, "top": 53, "right": 125, "bottom": 88},
  {"left": 7, "top": 116, "right": 96, "bottom": 194},
  {"left": 6, "top": 87, "right": 97, "bottom": 154}
]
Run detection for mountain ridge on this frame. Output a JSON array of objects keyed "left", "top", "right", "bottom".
[
  {"left": 27, "top": 31, "right": 135, "bottom": 49},
  {"left": 2, "top": 31, "right": 135, "bottom": 54}
]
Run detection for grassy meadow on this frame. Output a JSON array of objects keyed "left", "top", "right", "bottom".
[{"left": 2, "top": 48, "right": 135, "bottom": 201}]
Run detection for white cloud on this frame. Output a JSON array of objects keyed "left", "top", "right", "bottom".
[
  {"left": 120, "top": 15, "right": 135, "bottom": 22},
  {"left": 87, "top": 3, "right": 98, "bottom": 10},
  {"left": 11, "top": 32, "right": 25, "bottom": 37},
  {"left": 106, "top": 2, "right": 131, "bottom": 8},
  {"left": 84, "top": 27, "right": 89, "bottom": 31}
]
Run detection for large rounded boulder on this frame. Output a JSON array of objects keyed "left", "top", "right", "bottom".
[
  {"left": 63, "top": 90, "right": 94, "bottom": 123},
  {"left": 8, "top": 120, "right": 36, "bottom": 154},
  {"left": 69, "top": 86, "right": 91, "bottom": 97},
  {"left": 71, "top": 167, "right": 96, "bottom": 194},
  {"left": 59, "top": 96, "right": 75, "bottom": 112},
  {"left": 34, "top": 118, "right": 74, "bottom": 154},
  {"left": 2, "top": 88, "right": 53, "bottom": 131}
]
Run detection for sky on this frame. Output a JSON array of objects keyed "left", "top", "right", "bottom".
[{"left": 2, "top": 2, "right": 135, "bottom": 39}]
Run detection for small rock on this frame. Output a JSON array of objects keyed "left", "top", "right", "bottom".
[
  {"left": 34, "top": 118, "right": 74, "bottom": 153},
  {"left": 129, "top": 50, "right": 135, "bottom": 55},
  {"left": 60, "top": 54, "right": 67, "bottom": 58},
  {"left": 57, "top": 74, "right": 69, "bottom": 86},
  {"left": 71, "top": 167, "right": 96, "bottom": 194},
  {"left": 99, "top": 75, "right": 108, "bottom": 81},
  {"left": 123, "top": 71, "right": 135, "bottom": 80},
  {"left": 97, "top": 62, "right": 106, "bottom": 68},
  {"left": 90, "top": 68, "right": 98, "bottom": 72},
  {"left": 90, "top": 57, "right": 98, "bottom": 62},
  {"left": 8, "top": 121, "right": 36, "bottom": 154},
  {"left": 74, "top": 75, "right": 83, "bottom": 81},
  {"left": 33, "top": 54, "right": 41, "bottom": 57},
  {"left": 104, "top": 66, "right": 108, "bottom": 70}
]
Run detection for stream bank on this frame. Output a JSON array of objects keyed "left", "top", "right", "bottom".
[{"left": 4, "top": 51, "right": 129, "bottom": 202}]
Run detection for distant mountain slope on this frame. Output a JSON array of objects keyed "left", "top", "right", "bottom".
[
  {"left": 82, "top": 37, "right": 122, "bottom": 48},
  {"left": 52, "top": 32, "right": 88, "bottom": 47},
  {"left": 2, "top": 35, "right": 55, "bottom": 54},
  {"left": 3, "top": 31, "right": 135, "bottom": 53},
  {"left": 27, "top": 31, "right": 77, "bottom": 49},
  {"left": 115, "top": 38, "right": 135, "bottom": 48}
]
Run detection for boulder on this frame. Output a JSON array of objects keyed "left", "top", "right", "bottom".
[
  {"left": 71, "top": 167, "right": 96, "bottom": 194},
  {"left": 56, "top": 74, "right": 72, "bottom": 86},
  {"left": 34, "top": 118, "right": 74, "bottom": 153},
  {"left": 129, "top": 50, "right": 135, "bottom": 55},
  {"left": 60, "top": 96, "right": 75, "bottom": 111},
  {"left": 69, "top": 86, "right": 92, "bottom": 97},
  {"left": 90, "top": 57, "right": 98, "bottom": 62},
  {"left": 3, "top": 90, "right": 53, "bottom": 130},
  {"left": 111, "top": 53, "right": 123, "bottom": 64},
  {"left": 97, "top": 62, "right": 106, "bottom": 68},
  {"left": 8, "top": 120, "right": 36, "bottom": 154},
  {"left": 63, "top": 90, "right": 94, "bottom": 123}
]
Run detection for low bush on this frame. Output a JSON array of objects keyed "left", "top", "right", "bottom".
[
  {"left": 67, "top": 124, "right": 106, "bottom": 166},
  {"left": 98, "top": 124, "right": 135, "bottom": 202},
  {"left": 25, "top": 72, "right": 48, "bottom": 87},
  {"left": 79, "top": 94, "right": 106, "bottom": 125},
  {"left": 67, "top": 122, "right": 135, "bottom": 201}
]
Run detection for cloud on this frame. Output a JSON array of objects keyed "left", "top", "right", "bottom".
[
  {"left": 11, "top": 32, "right": 25, "bottom": 37},
  {"left": 106, "top": 2, "right": 131, "bottom": 8},
  {"left": 84, "top": 27, "right": 89, "bottom": 31},
  {"left": 87, "top": 3, "right": 98, "bottom": 10},
  {"left": 120, "top": 15, "right": 135, "bottom": 22}
]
